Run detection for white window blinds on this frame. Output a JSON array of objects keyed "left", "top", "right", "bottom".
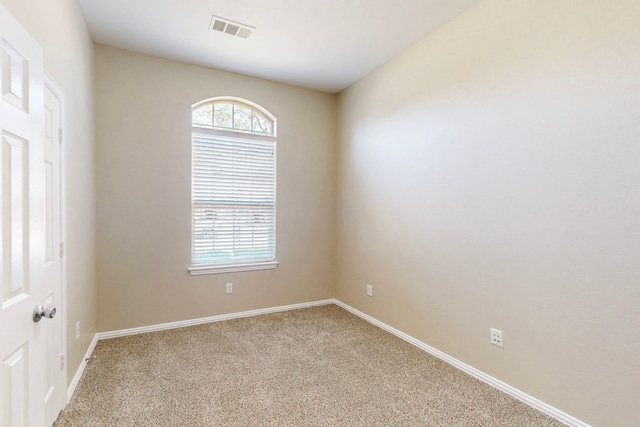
[{"left": 191, "top": 130, "right": 276, "bottom": 268}]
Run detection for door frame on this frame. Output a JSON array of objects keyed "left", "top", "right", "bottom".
[{"left": 44, "top": 71, "right": 68, "bottom": 406}]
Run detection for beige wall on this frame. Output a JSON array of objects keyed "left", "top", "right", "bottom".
[
  {"left": 1, "top": 0, "right": 97, "bottom": 384},
  {"left": 5, "top": 0, "right": 636, "bottom": 424},
  {"left": 336, "top": 1, "right": 640, "bottom": 426},
  {"left": 95, "top": 45, "right": 337, "bottom": 331}
]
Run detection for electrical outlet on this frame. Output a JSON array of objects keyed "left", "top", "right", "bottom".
[
  {"left": 490, "top": 328, "right": 503, "bottom": 348},
  {"left": 226, "top": 283, "right": 233, "bottom": 294},
  {"left": 75, "top": 321, "right": 80, "bottom": 340},
  {"left": 366, "top": 284, "right": 373, "bottom": 297}
]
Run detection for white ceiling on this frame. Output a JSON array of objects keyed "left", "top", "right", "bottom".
[{"left": 79, "top": 0, "right": 481, "bottom": 93}]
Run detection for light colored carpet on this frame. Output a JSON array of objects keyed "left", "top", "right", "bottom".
[{"left": 54, "top": 305, "right": 566, "bottom": 426}]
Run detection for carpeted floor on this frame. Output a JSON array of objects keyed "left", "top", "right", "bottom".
[{"left": 54, "top": 305, "right": 566, "bottom": 426}]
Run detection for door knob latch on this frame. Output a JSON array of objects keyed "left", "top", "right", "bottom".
[{"left": 33, "top": 305, "right": 56, "bottom": 322}]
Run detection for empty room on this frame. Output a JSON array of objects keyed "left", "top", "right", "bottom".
[{"left": 0, "top": 0, "right": 638, "bottom": 426}]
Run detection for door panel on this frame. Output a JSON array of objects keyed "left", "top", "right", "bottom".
[
  {"left": 0, "top": 3, "right": 47, "bottom": 426},
  {"left": 1, "top": 38, "right": 29, "bottom": 112},
  {"left": 2, "top": 130, "right": 29, "bottom": 306},
  {"left": 2, "top": 344, "right": 28, "bottom": 427}
]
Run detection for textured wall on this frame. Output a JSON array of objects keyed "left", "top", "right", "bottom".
[
  {"left": 1, "top": 0, "right": 97, "bottom": 385},
  {"left": 95, "top": 45, "right": 337, "bottom": 332},
  {"left": 336, "top": 1, "right": 640, "bottom": 425}
]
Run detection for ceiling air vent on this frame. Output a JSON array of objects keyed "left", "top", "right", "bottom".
[
  {"left": 211, "top": 20, "right": 226, "bottom": 32},
  {"left": 210, "top": 15, "right": 254, "bottom": 39}
]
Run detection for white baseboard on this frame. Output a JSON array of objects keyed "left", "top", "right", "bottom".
[
  {"left": 96, "top": 299, "right": 335, "bottom": 340},
  {"left": 67, "top": 333, "right": 98, "bottom": 403},
  {"left": 332, "top": 299, "right": 590, "bottom": 427}
]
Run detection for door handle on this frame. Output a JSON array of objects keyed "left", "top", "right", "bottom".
[{"left": 33, "top": 305, "right": 57, "bottom": 322}]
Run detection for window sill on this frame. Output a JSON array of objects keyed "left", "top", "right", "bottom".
[{"left": 188, "top": 261, "right": 279, "bottom": 276}]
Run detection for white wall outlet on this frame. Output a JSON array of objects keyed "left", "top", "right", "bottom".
[
  {"left": 366, "top": 284, "right": 373, "bottom": 297},
  {"left": 75, "top": 321, "right": 80, "bottom": 340},
  {"left": 226, "top": 282, "right": 233, "bottom": 294},
  {"left": 490, "top": 328, "right": 503, "bottom": 348}
]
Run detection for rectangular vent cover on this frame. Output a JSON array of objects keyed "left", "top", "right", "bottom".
[
  {"left": 237, "top": 27, "right": 252, "bottom": 39},
  {"left": 210, "top": 15, "right": 254, "bottom": 39},
  {"left": 225, "top": 24, "right": 240, "bottom": 36},
  {"left": 212, "top": 20, "right": 226, "bottom": 32}
]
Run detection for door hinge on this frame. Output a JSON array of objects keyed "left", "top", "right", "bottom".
[
  {"left": 59, "top": 242, "right": 65, "bottom": 258},
  {"left": 58, "top": 128, "right": 63, "bottom": 144},
  {"left": 59, "top": 354, "right": 65, "bottom": 370}
]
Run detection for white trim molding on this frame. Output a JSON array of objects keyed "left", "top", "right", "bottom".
[
  {"left": 97, "top": 299, "right": 333, "bottom": 340},
  {"left": 333, "top": 299, "right": 591, "bottom": 427},
  {"left": 188, "top": 260, "right": 278, "bottom": 276},
  {"left": 67, "top": 333, "right": 98, "bottom": 403}
]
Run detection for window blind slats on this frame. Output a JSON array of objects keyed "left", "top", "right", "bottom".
[
  {"left": 193, "top": 169, "right": 275, "bottom": 179},
  {"left": 193, "top": 144, "right": 273, "bottom": 153},
  {"left": 193, "top": 134, "right": 274, "bottom": 149},
  {"left": 192, "top": 130, "right": 276, "bottom": 267}
]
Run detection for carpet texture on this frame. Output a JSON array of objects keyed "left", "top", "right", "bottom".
[{"left": 54, "top": 305, "right": 566, "bottom": 426}]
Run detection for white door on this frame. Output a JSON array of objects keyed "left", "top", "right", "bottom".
[
  {"left": 0, "top": 3, "right": 49, "bottom": 427},
  {"left": 43, "top": 77, "right": 65, "bottom": 427}
]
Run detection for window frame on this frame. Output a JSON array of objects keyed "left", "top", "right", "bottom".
[{"left": 188, "top": 97, "right": 278, "bottom": 276}]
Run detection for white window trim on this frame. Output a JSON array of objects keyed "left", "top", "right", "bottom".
[
  {"left": 188, "top": 260, "right": 279, "bottom": 275},
  {"left": 189, "top": 98, "right": 277, "bottom": 276}
]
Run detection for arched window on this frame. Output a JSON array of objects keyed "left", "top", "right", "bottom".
[
  {"left": 188, "top": 98, "right": 277, "bottom": 275},
  {"left": 191, "top": 98, "right": 275, "bottom": 136}
]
